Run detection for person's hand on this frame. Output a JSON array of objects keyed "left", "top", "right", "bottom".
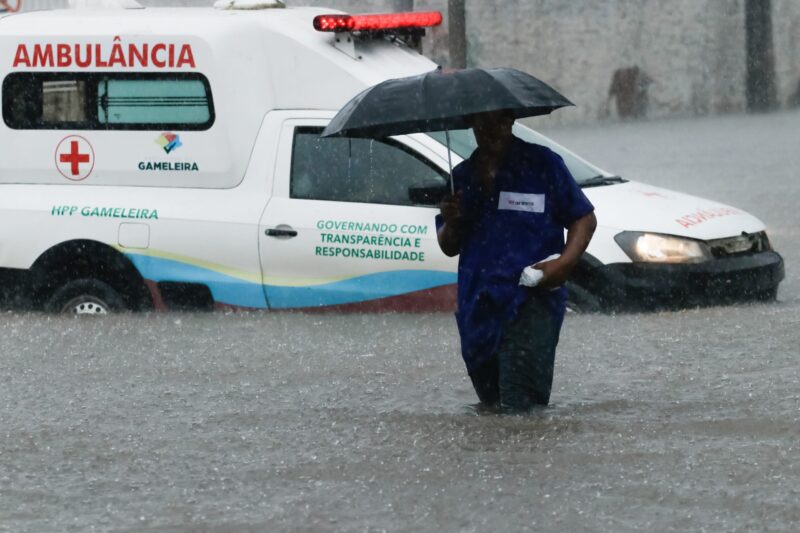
[
  {"left": 437, "top": 191, "right": 467, "bottom": 257},
  {"left": 439, "top": 191, "right": 464, "bottom": 227},
  {"left": 533, "top": 257, "right": 573, "bottom": 289}
]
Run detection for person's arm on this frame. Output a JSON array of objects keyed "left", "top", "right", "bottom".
[
  {"left": 437, "top": 191, "right": 466, "bottom": 257},
  {"left": 535, "top": 211, "right": 597, "bottom": 289}
]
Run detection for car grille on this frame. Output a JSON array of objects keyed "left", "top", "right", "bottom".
[{"left": 707, "top": 231, "right": 771, "bottom": 258}]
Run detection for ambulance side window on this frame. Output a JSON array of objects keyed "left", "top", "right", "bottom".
[
  {"left": 290, "top": 127, "right": 447, "bottom": 206},
  {"left": 2, "top": 72, "right": 214, "bottom": 130},
  {"left": 98, "top": 79, "right": 211, "bottom": 126}
]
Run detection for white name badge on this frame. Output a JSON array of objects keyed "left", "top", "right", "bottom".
[{"left": 498, "top": 191, "right": 545, "bottom": 213}]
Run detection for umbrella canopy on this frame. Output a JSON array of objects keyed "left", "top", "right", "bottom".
[{"left": 321, "top": 67, "right": 573, "bottom": 139}]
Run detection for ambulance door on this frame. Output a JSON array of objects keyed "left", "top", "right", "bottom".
[{"left": 258, "top": 118, "right": 457, "bottom": 311}]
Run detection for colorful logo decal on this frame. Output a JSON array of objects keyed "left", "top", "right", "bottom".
[
  {"left": 155, "top": 132, "right": 182, "bottom": 154},
  {"left": 55, "top": 135, "right": 95, "bottom": 181}
]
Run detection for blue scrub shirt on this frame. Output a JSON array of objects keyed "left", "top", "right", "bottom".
[{"left": 436, "top": 137, "right": 595, "bottom": 375}]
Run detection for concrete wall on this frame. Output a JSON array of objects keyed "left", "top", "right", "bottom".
[
  {"left": 286, "top": 0, "right": 800, "bottom": 125},
  {"left": 773, "top": 0, "right": 800, "bottom": 107}
]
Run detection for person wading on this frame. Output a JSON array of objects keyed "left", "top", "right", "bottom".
[{"left": 436, "top": 110, "right": 597, "bottom": 412}]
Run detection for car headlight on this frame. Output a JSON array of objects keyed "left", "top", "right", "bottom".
[{"left": 614, "top": 232, "right": 712, "bottom": 264}]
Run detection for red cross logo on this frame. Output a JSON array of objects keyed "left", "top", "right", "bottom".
[{"left": 55, "top": 135, "right": 95, "bottom": 181}]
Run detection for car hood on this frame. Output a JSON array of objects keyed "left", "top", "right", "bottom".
[{"left": 584, "top": 181, "right": 766, "bottom": 240}]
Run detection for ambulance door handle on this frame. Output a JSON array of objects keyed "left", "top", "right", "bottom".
[{"left": 265, "top": 225, "right": 298, "bottom": 238}]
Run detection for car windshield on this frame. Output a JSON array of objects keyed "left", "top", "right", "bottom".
[{"left": 428, "top": 123, "right": 611, "bottom": 183}]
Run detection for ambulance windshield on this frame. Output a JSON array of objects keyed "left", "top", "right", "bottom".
[{"left": 428, "top": 124, "right": 609, "bottom": 184}]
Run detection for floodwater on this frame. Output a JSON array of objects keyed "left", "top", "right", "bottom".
[{"left": 2, "top": 110, "right": 799, "bottom": 532}]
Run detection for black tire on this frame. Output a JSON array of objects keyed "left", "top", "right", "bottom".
[
  {"left": 44, "top": 278, "right": 126, "bottom": 315},
  {"left": 565, "top": 281, "right": 603, "bottom": 313}
]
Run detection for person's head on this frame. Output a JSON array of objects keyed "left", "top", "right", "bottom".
[{"left": 467, "top": 110, "right": 515, "bottom": 153}]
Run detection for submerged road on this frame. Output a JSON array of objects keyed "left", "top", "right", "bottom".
[{"left": 2, "top": 110, "right": 799, "bottom": 532}]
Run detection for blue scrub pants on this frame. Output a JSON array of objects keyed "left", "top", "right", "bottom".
[{"left": 469, "top": 295, "right": 562, "bottom": 411}]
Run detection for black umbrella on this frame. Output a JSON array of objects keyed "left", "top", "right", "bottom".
[
  {"left": 322, "top": 67, "right": 573, "bottom": 138},
  {"left": 321, "top": 67, "right": 574, "bottom": 191}
]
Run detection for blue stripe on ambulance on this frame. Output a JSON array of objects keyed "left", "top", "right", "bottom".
[
  {"left": 125, "top": 253, "right": 456, "bottom": 309},
  {"left": 264, "top": 270, "right": 456, "bottom": 308}
]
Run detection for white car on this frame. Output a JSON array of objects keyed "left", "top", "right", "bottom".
[
  {"left": 0, "top": 3, "right": 783, "bottom": 313},
  {"left": 429, "top": 127, "right": 784, "bottom": 311}
]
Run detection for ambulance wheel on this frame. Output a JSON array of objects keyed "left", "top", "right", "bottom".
[
  {"left": 565, "top": 282, "right": 602, "bottom": 313},
  {"left": 45, "top": 278, "right": 126, "bottom": 315}
]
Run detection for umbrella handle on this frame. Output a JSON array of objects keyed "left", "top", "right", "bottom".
[{"left": 445, "top": 129, "right": 455, "bottom": 194}]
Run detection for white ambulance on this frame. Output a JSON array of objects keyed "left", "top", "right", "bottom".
[{"left": 0, "top": 2, "right": 784, "bottom": 313}]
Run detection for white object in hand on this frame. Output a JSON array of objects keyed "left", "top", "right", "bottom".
[{"left": 519, "top": 254, "right": 561, "bottom": 287}]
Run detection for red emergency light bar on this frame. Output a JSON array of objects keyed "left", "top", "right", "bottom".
[{"left": 313, "top": 11, "right": 443, "bottom": 33}]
